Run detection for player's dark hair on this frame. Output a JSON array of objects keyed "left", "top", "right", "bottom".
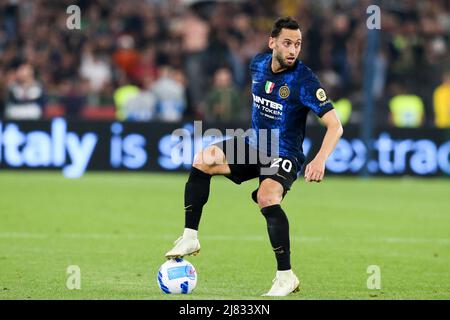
[{"left": 270, "top": 17, "right": 300, "bottom": 38}]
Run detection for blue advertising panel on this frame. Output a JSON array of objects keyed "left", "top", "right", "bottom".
[{"left": 0, "top": 119, "right": 449, "bottom": 177}]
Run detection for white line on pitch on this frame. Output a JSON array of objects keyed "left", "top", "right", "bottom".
[{"left": 0, "top": 232, "right": 449, "bottom": 244}]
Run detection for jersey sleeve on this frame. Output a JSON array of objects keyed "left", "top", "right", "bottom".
[{"left": 299, "top": 73, "right": 334, "bottom": 118}]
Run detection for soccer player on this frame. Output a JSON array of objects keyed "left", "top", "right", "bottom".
[{"left": 165, "top": 17, "right": 343, "bottom": 296}]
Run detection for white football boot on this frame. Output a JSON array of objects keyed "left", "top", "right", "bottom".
[
  {"left": 165, "top": 229, "right": 201, "bottom": 259},
  {"left": 262, "top": 270, "right": 300, "bottom": 297}
]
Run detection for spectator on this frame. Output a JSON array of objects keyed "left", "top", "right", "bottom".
[
  {"left": 0, "top": 67, "right": 5, "bottom": 117},
  {"left": 79, "top": 47, "right": 112, "bottom": 94},
  {"left": 329, "top": 13, "right": 352, "bottom": 88},
  {"left": 129, "top": 46, "right": 159, "bottom": 87},
  {"left": 433, "top": 72, "right": 450, "bottom": 128},
  {"left": 153, "top": 66, "right": 186, "bottom": 123},
  {"left": 177, "top": 10, "right": 210, "bottom": 115},
  {"left": 123, "top": 76, "right": 158, "bottom": 122},
  {"left": 113, "top": 75, "right": 140, "bottom": 121},
  {"left": 59, "top": 78, "right": 88, "bottom": 120},
  {"left": 205, "top": 68, "right": 241, "bottom": 122},
  {"left": 4, "top": 63, "right": 46, "bottom": 120},
  {"left": 0, "top": 0, "right": 448, "bottom": 126},
  {"left": 389, "top": 84, "right": 425, "bottom": 128},
  {"left": 113, "top": 34, "right": 140, "bottom": 79}
]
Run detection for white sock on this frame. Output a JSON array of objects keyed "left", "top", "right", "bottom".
[
  {"left": 183, "top": 228, "right": 198, "bottom": 240},
  {"left": 276, "top": 270, "right": 293, "bottom": 278}
]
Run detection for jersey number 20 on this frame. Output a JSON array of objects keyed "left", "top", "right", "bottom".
[{"left": 271, "top": 158, "right": 293, "bottom": 173}]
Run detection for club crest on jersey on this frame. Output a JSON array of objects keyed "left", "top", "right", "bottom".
[
  {"left": 265, "top": 81, "right": 275, "bottom": 94},
  {"left": 279, "top": 84, "right": 290, "bottom": 99}
]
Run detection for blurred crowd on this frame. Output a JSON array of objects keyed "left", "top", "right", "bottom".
[{"left": 0, "top": 0, "right": 449, "bottom": 127}]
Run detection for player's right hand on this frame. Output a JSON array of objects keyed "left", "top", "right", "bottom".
[{"left": 304, "top": 159, "right": 325, "bottom": 183}]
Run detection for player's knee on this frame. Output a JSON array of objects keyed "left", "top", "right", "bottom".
[
  {"left": 257, "top": 190, "right": 282, "bottom": 209},
  {"left": 192, "top": 153, "right": 213, "bottom": 174},
  {"left": 193, "top": 146, "right": 227, "bottom": 175},
  {"left": 192, "top": 150, "right": 215, "bottom": 175}
]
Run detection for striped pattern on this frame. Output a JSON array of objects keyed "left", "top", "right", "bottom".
[
  {"left": 157, "top": 270, "right": 171, "bottom": 294},
  {"left": 180, "top": 281, "right": 189, "bottom": 294},
  {"left": 265, "top": 81, "right": 275, "bottom": 94}
]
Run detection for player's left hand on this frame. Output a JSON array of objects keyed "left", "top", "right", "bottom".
[{"left": 304, "top": 158, "right": 325, "bottom": 183}]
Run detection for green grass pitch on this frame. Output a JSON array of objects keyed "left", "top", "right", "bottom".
[{"left": 0, "top": 171, "right": 449, "bottom": 300}]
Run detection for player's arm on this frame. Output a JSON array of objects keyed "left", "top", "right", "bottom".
[{"left": 304, "top": 109, "right": 343, "bottom": 183}]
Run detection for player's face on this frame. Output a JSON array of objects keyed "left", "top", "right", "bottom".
[{"left": 269, "top": 28, "right": 302, "bottom": 69}]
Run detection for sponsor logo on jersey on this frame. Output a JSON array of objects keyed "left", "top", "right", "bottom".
[
  {"left": 252, "top": 94, "right": 283, "bottom": 119},
  {"left": 265, "top": 81, "right": 275, "bottom": 94},
  {"left": 279, "top": 84, "right": 290, "bottom": 99},
  {"left": 252, "top": 94, "right": 283, "bottom": 110}
]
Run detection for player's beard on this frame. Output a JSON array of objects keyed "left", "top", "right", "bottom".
[{"left": 275, "top": 52, "right": 296, "bottom": 70}]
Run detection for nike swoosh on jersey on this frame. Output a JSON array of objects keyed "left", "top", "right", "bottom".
[{"left": 276, "top": 173, "right": 287, "bottom": 180}]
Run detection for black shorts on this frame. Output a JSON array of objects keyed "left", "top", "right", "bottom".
[{"left": 212, "top": 136, "right": 301, "bottom": 201}]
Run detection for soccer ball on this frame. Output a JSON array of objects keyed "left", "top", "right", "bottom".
[{"left": 157, "top": 258, "right": 197, "bottom": 294}]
